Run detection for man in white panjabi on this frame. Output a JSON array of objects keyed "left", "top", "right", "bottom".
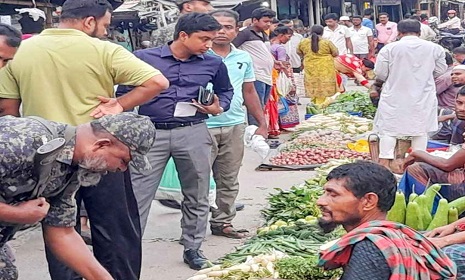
[{"left": 374, "top": 19, "right": 447, "bottom": 171}]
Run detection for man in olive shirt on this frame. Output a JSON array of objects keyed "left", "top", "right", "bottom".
[
  {"left": 0, "top": 0, "right": 169, "bottom": 279},
  {"left": 0, "top": 23, "right": 21, "bottom": 69}
]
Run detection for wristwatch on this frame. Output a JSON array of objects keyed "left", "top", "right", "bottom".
[{"left": 214, "top": 107, "right": 224, "bottom": 116}]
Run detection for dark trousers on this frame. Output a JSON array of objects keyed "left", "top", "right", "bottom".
[{"left": 45, "top": 171, "right": 142, "bottom": 280}]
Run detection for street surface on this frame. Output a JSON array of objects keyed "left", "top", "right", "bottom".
[{"left": 12, "top": 84, "right": 366, "bottom": 280}]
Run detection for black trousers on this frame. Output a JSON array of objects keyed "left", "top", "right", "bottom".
[{"left": 44, "top": 171, "right": 142, "bottom": 280}]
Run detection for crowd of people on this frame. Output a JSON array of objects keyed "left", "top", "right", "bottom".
[{"left": 1, "top": 0, "right": 465, "bottom": 279}]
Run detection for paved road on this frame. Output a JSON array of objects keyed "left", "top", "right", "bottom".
[{"left": 11, "top": 84, "right": 366, "bottom": 280}]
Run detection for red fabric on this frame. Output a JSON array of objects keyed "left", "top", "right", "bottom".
[
  {"left": 336, "top": 54, "right": 364, "bottom": 75},
  {"left": 318, "top": 221, "right": 457, "bottom": 280},
  {"left": 361, "top": 80, "right": 369, "bottom": 86},
  {"left": 265, "top": 86, "right": 280, "bottom": 136}
]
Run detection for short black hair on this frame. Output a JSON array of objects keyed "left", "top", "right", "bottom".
[
  {"left": 410, "top": 15, "right": 421, "bottom": 21},
  {"left": 351, "top": 15, "right": 363, "bottom": 20},
  {"left": 453, "top": 46, "right": 465, "bottom": 55},
  {"left": 280, "top": 19, "right": 292, "bottom": 25},
  {"left": 362, "top": 59, "right": 375, "bottom": 69},
  {"left": 0, "top": 23, "right": 22, "bottom": 48},
  {"left": 326, "top": 161, "right": 397, "bottom": 212},
  {"left": 397, "top": 19, "right": 421, "bottom": 34},
  {"left": 458, "top": 86, "right": 465, "bottom": 97},
  {"left": 445, "top": 52, "right": 454, "bottom": 65},
  {"left": 209, "top": 9, "right": 240, "bottom": 25},
  {"left": 271, "top": 18, "right": 280, "bottom": 24},
  {"left": 60, "top": 0, "right": 113, "bottom": 21},
  {"left": 324, "top": 13, "right": 338, "bottom": 21},
  {"left": 251, "top": 8, "right": 276, "bottom": 21},
  {"left": 174, "top": 12, "right": 222, "bottom": 40},
  {"left": 420, "top": 13, "right": 428, "bottom": 20},
  {"left": 270, "top": 25, "right": 293, "bottom": 39},
  {"left": 363, "top": 8, "right": 373, "bottom": 16},
  {"left": 379, "top": 12, "right": 389, "bottom": 17}
]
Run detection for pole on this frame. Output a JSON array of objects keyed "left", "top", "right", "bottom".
[
  {"left": 271, "top": 0, "right": 278, "bottom": 12},
  {"left": 309, "top": 0, "right": 315, "bottom": 25},
  {"left": 315, "top": 0, "right": 321, "bottom": 24}
]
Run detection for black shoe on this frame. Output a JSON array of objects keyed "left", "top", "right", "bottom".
[
  {"left": 159, "top": 199, "right": 181, "bottom": 210},
  {"left": 235, "top": 203, "right": 245, "bottom": 212},
  {"left": 183, "top": 249, "right": 209, "bottom": 270}
]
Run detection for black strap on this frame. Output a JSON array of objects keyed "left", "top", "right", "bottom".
[{"left": 28, "top": 117, "right": 76, "bottom": 199}]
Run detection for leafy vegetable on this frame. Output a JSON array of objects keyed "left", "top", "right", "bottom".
[
  {"left": 324, "top": 91, "right": 377, "bottom": 119},
  {"left": 275, "top": 256, "right": 342, "bottom": 280}
]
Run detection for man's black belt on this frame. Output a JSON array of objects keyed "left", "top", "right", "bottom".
[{"left": 154, "top": 120, "right": 204, "bottom": 130}]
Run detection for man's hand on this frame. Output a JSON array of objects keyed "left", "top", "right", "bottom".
[
  {"left": 403, "top": 154, "right": 417, "bottom": 170},
  {"left": 90, "top": 96, "right": 124, "bottom": 119},
  {"left": 192, "top": 94, "right": 223, "bottom": 115},
  {"left": 254, "top": 125, "right": 268, "bottom": 139},
  {"left": 425, "top": 224, "right": 456, "bottom": 238},
  {"left": 15, "top": 198, "right": 50, "bottom": 224},
  {"left": 428, "top": 237, "right": 451, "bottom": 248}
]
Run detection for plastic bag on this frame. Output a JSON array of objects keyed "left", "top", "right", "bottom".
[
  {"left": 276, "top": 72, "right": 293, "bottom": 97},
  {"left": 155, "top": 158, "right": 217, "bottom": 208},
  {"left": 277, "top": 96, "right": 289, "bottom": 115},
  {"left": 244, "top": 125, "right": 270, "bottom": 159}
]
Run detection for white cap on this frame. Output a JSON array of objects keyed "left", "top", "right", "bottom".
[
  {"left": 453, "top": 65, "right": 465, "bottom": 71},
  {"left": 340, "top": 16, "right": 350, "bottom": 21}
]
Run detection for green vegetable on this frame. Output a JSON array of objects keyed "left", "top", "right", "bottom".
[
  {"left": 449, "top": 207, "right": 459, "bottom": 224},
  {"left": 275, "top": 256, "right": 342, "bottom": 280},
  {"left": 427, "top": 198, "right": 449, "bottom": 230},
  {"left": 424, "top": 184, "right": 441, "bottom": 213},
  {"left": 405, "top": 201, "right": 424, "bottom": 230},
  {"left": 408, "top": 192, "right": 418, "bottom": 203},
  {"left": 323, "top": 91, "right": 377, "bottom": 119},
  {"left": 416, "top": 195, "right": 432, "bottom": 230},
  {"left": 449, "top": 196, "right": 465, "bottom": 216},
  {"left": 387, "top": 191, "right": 407, "bottom": 223}
]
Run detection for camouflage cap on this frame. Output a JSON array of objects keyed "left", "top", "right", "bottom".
[
  {"left": 94, "top": 113, "right": 155, "bottom": 171},
  {"left": 174, "top": 0, "right": 210, "bottom": 5}
]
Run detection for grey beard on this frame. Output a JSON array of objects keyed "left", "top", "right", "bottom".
[
  {"left": 77, "top": 169, "right": 104, "bottom": 187},
  {"left": 77, "top": 155, "right": 108, "bottom": 187}
]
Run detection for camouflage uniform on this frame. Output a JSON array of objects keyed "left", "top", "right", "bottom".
[
  {"left": 0, "top": 116, "right": 78, "bottom": 280},
  {"left": 151, "top": 23, "right": 176, "bottom": 47},
  {"left": 0, "top": 113, "right": 155, "bottom": 279}
]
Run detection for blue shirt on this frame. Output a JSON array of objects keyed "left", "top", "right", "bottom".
[
  {"left": 362, "top": 18, "right": 375, "bottom": 33},
  {"left": 116, "top": 44, "right": 234, "bottom": 123},
  {"left": 206, "top": 45, "right": 255, "bottom": 128}
]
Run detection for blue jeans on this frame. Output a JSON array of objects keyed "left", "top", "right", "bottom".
[{"left": 248, "top": 80, "right": 271, "bottom": 126}]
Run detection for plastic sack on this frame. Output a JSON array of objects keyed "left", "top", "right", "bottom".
[
  {"left": 244, "top": 125, "right": 270, "bottom": 159},
  {"left": 277, "top": 96, "right": 289, "bottom": 115},
  {"left": 276, "top": 72, "right": 293, "bottom": 97},
  {"left": 155, "top": 158, "right": 217, "bottom": 208}
]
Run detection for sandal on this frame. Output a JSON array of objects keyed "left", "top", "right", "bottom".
[{"left": 211, "top": 224, "right": 249, "bottom": 239}]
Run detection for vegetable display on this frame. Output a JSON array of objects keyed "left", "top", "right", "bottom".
[
  {"left": 296, "top": 113, "right": 372, "bottom": 134},
  {"left": 387, "top": 185, "right": 465, "bottom": 230},
  {"left": 270, "top": 147, "right": 370, "bottom": 166},
  {"left": 282, "top": 130, "right": 356, "bottom": 151},
  {"left": 275, "top": 256, "right": 342, "bottom": 280},
  {"left": 323, "top": 91, "right": 377, "bottom": 119}
]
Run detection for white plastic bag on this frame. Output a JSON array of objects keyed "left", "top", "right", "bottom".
[
  {"left": 276, "top": 72, "right": 293, "bottom": 97},
  {"left": 244, "top": 125, "right": 270, "bottom": 159}
]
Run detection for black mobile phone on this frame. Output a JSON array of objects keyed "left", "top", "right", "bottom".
[{"left": 198, "top": 87, "right": 214, "bottom": 106}]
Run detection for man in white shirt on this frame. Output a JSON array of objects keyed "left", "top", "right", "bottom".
[
  {"left": 410, "top": 15, "right": 436, "bottom": 41},
  {"left": 323, "top": 13, "right": 353, "bottom": 55},
  {"left": 438, "top": 10, "right": 461, "bottom": 34},
  {"left": 373, "top": 19, "right": 447, "bottom": 172},
  {"left": 349, "top": 15, "right": 374, "bottom": 59},
  {"left": 281, "top": 19, "right": 303, "bottom": 72}
]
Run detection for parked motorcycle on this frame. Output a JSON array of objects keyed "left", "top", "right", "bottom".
[{"left": 429, "top": 16, "right": 465, "bottom": 51}]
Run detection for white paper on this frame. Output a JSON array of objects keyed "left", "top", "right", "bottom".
[
  {"left": 0, "top": 16, "right": 11, "bottom": 25},
  {"left": 174, "top": 102, "right": 197, "bottom": 117}
]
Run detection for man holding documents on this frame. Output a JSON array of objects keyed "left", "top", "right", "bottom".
[{"left": 117, "top": 13, "right": 233, "bottom": 270}]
